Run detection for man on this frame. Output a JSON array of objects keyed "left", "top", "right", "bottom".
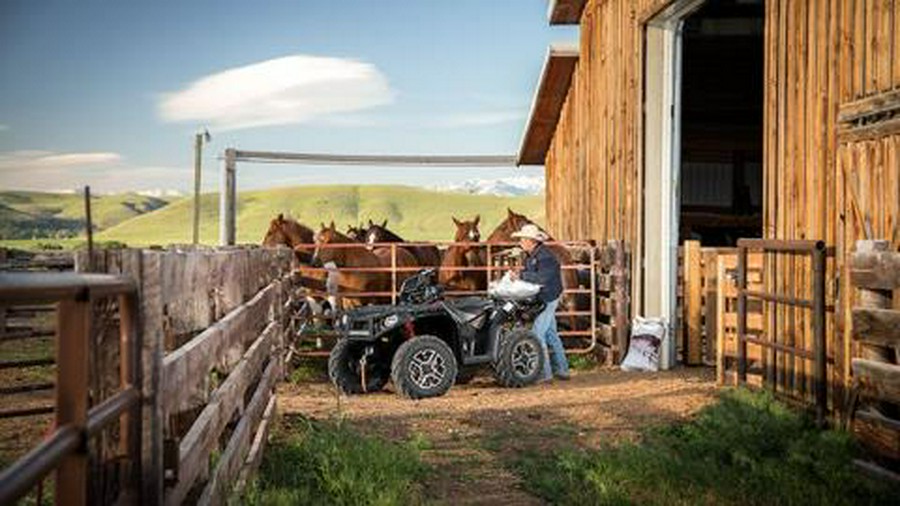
[{"left": 510, "top": 224, "right": 571, "bottom": 381}]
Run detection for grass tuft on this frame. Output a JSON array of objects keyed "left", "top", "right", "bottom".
[
  {"left": 239, "top": 416, "right": 428, "bottom": 505},
  {"left": 510, "top": 388, "right": 898, "bottom": 506}
]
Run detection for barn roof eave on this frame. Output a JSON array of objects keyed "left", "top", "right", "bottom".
[
  {"left": 516, "top": 43, "right": 579, "bottom": 167},
  {"left": 548, "top": 0, "right": 587, "bottom": 25}
]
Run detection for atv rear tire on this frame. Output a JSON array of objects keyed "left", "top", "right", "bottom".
[
  {"left": 391, "top": 335, "right": 457, "bottom": 399},
  {"left": 492, "top": 328, "right": 545, "bottom": 388},
  {"left": 328, "top": 339, "right": 389, "bottom": 394}
]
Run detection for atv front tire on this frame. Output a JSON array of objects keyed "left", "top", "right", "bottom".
[
  {"left": 492, "top": 328, "right": 545, "bottom": 388},
  {"left": 328, "top": 339, "right": 389, "bottom": 394},
  {"left": 391, "top": 335, "right": 457, "bottom": 399}
]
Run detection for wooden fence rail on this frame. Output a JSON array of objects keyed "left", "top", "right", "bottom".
[{"left": 848, "top": 239, "right": 900, "bottom": 468}]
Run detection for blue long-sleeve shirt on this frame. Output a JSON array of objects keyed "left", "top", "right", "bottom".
[{"left": 520, "top": 244, "right": 563, "bottom": 302}]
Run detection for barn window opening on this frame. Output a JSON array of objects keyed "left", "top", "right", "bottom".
[{"left": 678, "top": 0, "right": 764, "bottom": 246}]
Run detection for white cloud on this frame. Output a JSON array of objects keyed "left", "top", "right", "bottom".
[
  {"left": 159, "top": 55, "right": 394, "bottom": 131},
  {"left": 0, "top": 150, "right": 121, "bottom": 171},
  {"left": 430, "top": 110, "right": 525, "bottom": 128}
]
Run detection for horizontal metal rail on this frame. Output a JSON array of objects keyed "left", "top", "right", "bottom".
[
  {"left": 0, "top": 272, "right": 135, "bottom": 304},
  {"left": 233, "top": 150, "right": 518, "bottom": 167},
  {"left": 0, "top": 382, "right": 54, "bottom": 395},
  {"left": 0, "top": 357, "right": 55, "bottom": 370},
  {"left": 0, "top": 405, "right": 55, "bottom": 419}
]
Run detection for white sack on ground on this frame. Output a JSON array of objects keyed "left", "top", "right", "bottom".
[
  {"left": 621, "top": 317, "right": 666, "bottom": 372},
  {"left": 488, "top": 272, "right": 541, "bottom": 300}
]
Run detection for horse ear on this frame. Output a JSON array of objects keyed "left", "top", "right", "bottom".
[
  {"left": 368, "top": 219, "right": 374, "bottom": 227},
  {"left": 452, "top": 217, "right": 461, "bottom": 227},
  {"left": 507, "top": 207, "right": 513, "bottom": 217},
  {"left": 382, "top": 219, "right": 388, "bottom": 228},
  {"left": 474, "top": 215, "right": 480, "bottom": 226},
  {"left": 329, "top": 220, "right": 335, "bottom": 230},
  {"left": 320, "top": 222, "right": 326, "bottom": 230},
  {"left": 277, "top": 213, "right": 284, "bottom": 222}
]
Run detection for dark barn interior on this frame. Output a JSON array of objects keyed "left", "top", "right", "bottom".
[{"left": 678, "top": 0, "right": 765, "bottom": 246}]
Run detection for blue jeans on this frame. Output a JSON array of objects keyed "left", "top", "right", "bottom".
[{"left": 532, "top": 298, "right": 570, "bottom": 380}]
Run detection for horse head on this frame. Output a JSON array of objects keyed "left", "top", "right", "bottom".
[
  {"left": 452, "top": 215, "right": 481, "bottom": 244},
  {"left": 346, "top": 224, "right": 367, "bottom": 242},
  {"left": 262, "top": 213, "right": 289, "bottom": 247},
  {"left": 364, "top": 219, "right": 402, "bottom": 247},
  {"left": 263, "top": 213, "right": 315, "bottom": 248}
]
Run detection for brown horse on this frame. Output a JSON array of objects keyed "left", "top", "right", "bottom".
[
  {"left": 345, "top": 223, "right": 368, "bottom": 242},
  {"left": 439, "top": 216, "right": 486, "bottom": 293},
  {"left": 486, "top": 208, "right": 585, "bottom": 317},
  {"left": 313, "top": 222, "right": 389, "bottom": 308},
  {"left": 262, "top": 213, "right": 316, "bottom": 263},
  {"left": 364, "top": 219, "right": 442, "bottom": 267}
]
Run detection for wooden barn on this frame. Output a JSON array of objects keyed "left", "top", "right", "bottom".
[{"left": 520, "top": 0, "right": 900, "bottom": 453}]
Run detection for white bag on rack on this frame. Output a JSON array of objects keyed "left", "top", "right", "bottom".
[
  {"left": 620, "top": 317, "right": 666, "bottom": 372},
  {"left": 488, "top": 272, "right": 541, "bottom": 300}
]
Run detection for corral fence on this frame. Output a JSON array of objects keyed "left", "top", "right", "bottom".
[
  {"left": 287, "top": 239, "right": 631, "bottom": 363},
  {"left": 846, "top": 239, "right": 900, "bottom": 472},
  {"left": 0, "top": 246, "right": 293, "bottom": 505}
]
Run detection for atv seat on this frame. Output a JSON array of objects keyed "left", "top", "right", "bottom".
[{"left": 442, "top": 297, "right": 493, "bottom": 328}]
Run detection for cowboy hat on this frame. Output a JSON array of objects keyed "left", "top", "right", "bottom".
[{"left": 510, "top": 224, "right": 549, "bottom": 242}]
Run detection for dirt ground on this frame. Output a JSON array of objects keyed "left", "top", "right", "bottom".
[{"left": 278, "top": 366, "right": 717, "bottom": 505}]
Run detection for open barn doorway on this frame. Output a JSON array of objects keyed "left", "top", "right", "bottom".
[
  {"left": 641, "top": 0, "right": 764, "bottom": 367},
  {"left": 678, "top": 0, "right": 764, "bottom": 246}
]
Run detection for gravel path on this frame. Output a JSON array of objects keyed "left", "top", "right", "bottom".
[{"left": 279, "top": 367, "right": 717, "bottom": 505}]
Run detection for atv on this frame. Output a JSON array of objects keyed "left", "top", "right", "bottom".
[{"left": 328, "top": 268, "right": 547, "bottom": 399}]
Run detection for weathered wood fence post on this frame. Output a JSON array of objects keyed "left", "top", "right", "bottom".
[
  {"left": 220, "top": 148, "right": 237, "bottom": 246},
  {"left": 850, "top": 239, "right": 900, "bottom": 461}
]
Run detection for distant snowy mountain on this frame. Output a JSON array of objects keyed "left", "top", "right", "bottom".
[
  {"left": 433, "top": 176, "right": 544, "bottom": 196},
  {"left": 136, "top": 189, "right": 185, "bottom": 198}
]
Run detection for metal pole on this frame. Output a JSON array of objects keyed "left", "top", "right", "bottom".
[
  {"left": 736, "top": 244, "right": 748, "bottom": 385},
  {"left": 812, "top": 242, "right": 827, "bottom": 427},
  {"left": 84, "top": 186, "right": 93, "bottom": 272},
  {"left": 192, "top": 133, "right": 202, "bottom": 245},
  {"left": 390, "top": 244, "right": 397, "bottom": 305},
  {"left": 220, "top": 148, "right": 236, "bottom": 246}
]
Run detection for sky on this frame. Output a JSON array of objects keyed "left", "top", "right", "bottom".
[{"left": 0, "top": 0, "right": 576, "bottom": 194}]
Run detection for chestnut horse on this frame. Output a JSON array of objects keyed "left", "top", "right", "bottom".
[
  {"left": 486, "top": 208, "right": 586, "bottom": 319},
  {"left": 313, "top": 222, "right": 388, "bottom": 307},
  {"left": 439, "top": 215, "right": 486, "bottom": 293},
  {"left": 313, "top": 222, "right": 418, "bottom": 307},
  {"left": 364, "top": 219, "right": 442, "bottom": 267},
  {"left": 345, "top": 224, "right": 367, "bottom": 242},
  {"left": 262, "top": 213, "right": 316, "bottom": 264}
]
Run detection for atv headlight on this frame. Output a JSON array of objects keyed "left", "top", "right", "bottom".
[{"left": 383, "top": 314, "right": 399, "bottom": 327}]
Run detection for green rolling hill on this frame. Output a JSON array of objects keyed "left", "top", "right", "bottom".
[
  {"left": 97, "top": 185, "right": 545, "bottom": 245},
  {"left": 0, "top": 190, "right": 171, "bottom": 240}
]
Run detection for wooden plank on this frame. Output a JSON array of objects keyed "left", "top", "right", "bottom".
[
  {"left": 838, "top": 89, "right": 900, "bottom": 123},
  {"left": 167, "top": 321, "right": 280, "bottom": 506},
  {"left": 716, "top": 256, "right": 727, "bottom": 386},
  {"left": 198, "top": 360, "right": 278, "bottom": 506},
  {"left": 851, "top": 249, "right": 900, "bottom": 289},
  {"left": 852, "top": 308, "right": 900, "bottom": 345},
  {"left": 237, "top": 394, "right": 277, "bottom": 491},
  {"left": 140, "top": 250, "right": 165, "bottom": 506},
  {"left": 683, "top": 241, "right": 702, "bottom": 366},
  {"left": 55, "top": 298, "right": 90, "bottom": 506},
  {"left": 852, "top": 358, "right": 900, "bottom": 403},
  {"left": 703, "top": 250, "right": 718, "bottom": 365},
  {"left": 161, "top": 281, "right": 279, "bottom": 414}
]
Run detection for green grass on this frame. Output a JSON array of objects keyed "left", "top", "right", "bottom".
[
  {"left": 509, "top": 388, "right": 897, "bottom": 506},
  {"left": 0, "top": 190, "right": 171, "bottom": 240},
  {"left": 239, "top": 416, "right": 429, "bottom": 506},
  {"left": 1, "top": 185, "right": 543, "bottom": 248}
]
